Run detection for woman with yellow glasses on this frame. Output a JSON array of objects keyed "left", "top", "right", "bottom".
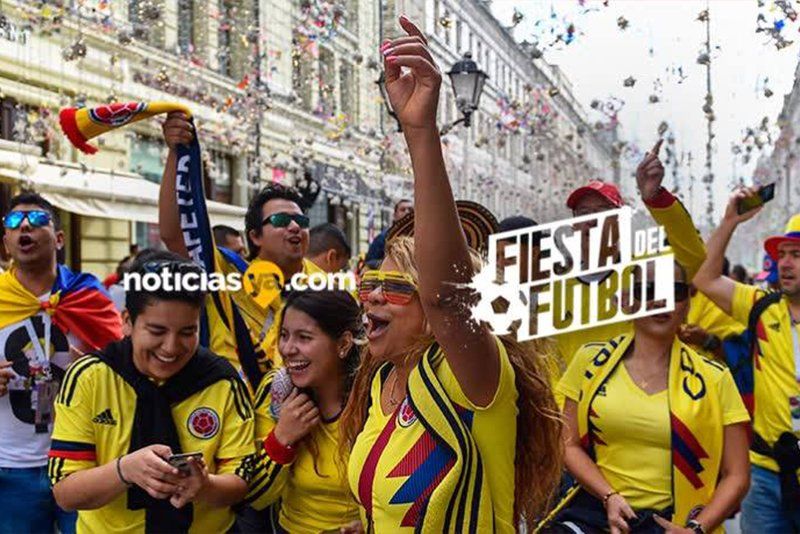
[{"left": 340, "top": 16, "right": 562, "bottom": 532}]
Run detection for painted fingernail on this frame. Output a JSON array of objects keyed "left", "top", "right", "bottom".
[
  {"left": 380, "top": 40, "right": 391, "bottom": 51},
  {"left": 386, "top": 56, "right": 398, "bottom": 64},
  {"left": 382, "top": 47, "right": 394, "bottom": 57}
]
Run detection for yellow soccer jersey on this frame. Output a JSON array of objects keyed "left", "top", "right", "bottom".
[
  {"left": 48, "top": 355, "right": 256, "bottom": 534},
  {"left": 688, "top": 291, "right": 745, "bottom": 342},
  {"left": 347, "top": 340, "right": 518, "bottom": 532},
  {"left": 247, "top": 373, "right": 360, "bottom": 533},
  {"left": 558, "top": 342, "right": 749, "bottom": 510},
  {"left": 730, "top": 282, "right": 800, "bottom": 473}
]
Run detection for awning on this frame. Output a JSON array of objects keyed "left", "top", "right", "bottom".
[{"left": 0, "top": 146, "right": 245, "bottom": 230}]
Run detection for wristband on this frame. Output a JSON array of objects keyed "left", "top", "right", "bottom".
[
  {"left": 686, "top": 519, "right": 706, "bottom": 534},
  {"left": 602, "top": 490, "right": 618, "bottom": 508},
  {"left": 264, "top": 430, "right": 297, "bottom": 465},
  {"left": 116, "top": 456, "right": 132, "bottom": 487}
]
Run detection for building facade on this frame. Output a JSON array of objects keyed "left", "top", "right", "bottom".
[{"left": 0, "top": 0, "right": 384, "bottom": 275}]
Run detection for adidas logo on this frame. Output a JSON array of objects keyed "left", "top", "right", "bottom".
[
  {"left": 769, "top": 322, "right": 781, "bottom": 332},
  {"left": 92, "top": 409, "right": 117, "bottom": 426}
]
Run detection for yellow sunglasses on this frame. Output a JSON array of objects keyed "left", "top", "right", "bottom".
[{"left": 358, "top": 270, "right": 417, "bottom": 305}]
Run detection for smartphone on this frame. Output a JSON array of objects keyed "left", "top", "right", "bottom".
[
  {"left": 737, "top": 183, "right": 776, "bottom": 214},
  {"left": 167, "top": 452, "right": 203, "bottom": 474}
]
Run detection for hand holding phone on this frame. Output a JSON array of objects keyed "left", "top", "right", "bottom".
[
  {"left": 737, "top": 183, "right": 776, "bottom": 215},
  {"left": 167, "top": 452, "right": 204, "bottom": 474}
]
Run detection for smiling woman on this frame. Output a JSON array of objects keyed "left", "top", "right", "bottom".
[
  {"left": 243, "top": 290, "right": 363, "bottom": 533},
  {"left": 48, "top": 251, "right": 256, "bottom": 533}
]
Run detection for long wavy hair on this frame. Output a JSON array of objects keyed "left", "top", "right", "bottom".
[
  {"left": 281, "top": 290, "right": 363, "bottom": 477},
  {"left": 340, "top": 236, "right": 563, "bottom": 526}
]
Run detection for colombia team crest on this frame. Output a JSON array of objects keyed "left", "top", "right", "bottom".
[
  {"left": 397, "top": 398, "right": 417, "bottom": 428},
  {"left": 187, "top": 407, "right": 220, "bottom": 439},
  {"left": 89, "top": 102, "right": 147, "bottom": 126}
]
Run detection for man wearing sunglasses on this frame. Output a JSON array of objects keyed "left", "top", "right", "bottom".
[
  {"left": 158, "top": 112, "right": 325, "bottom": 379},
  {"left": 0, "top": 192, "right": 123, "bottom": 533},
  {"left": 694, "top": 191, "right": 800, "bottom": 532}
]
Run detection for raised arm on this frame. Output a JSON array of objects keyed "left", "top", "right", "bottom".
[
  {"left": 383, "top": 17, "right": 499, "bottom": 406},
  {"left": 693, "top": 189, "right": 762, "bottom": 315},
  {"left": 158, "top": 112, "right": 194, "bottom": 258},
  {"left": 637, "top": 140, "right": 707, "bottom": 282}
]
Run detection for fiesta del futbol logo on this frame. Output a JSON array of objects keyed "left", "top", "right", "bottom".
[
  {"left": 187, "top": 407, "right": 220, "bottom": 439},
  {"left": 89, "top": 102, "right": 147, "bottom": 126}
]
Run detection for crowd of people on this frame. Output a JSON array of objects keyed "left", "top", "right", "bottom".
[{"left": 1, "top": 16, "right": 799, "bottom": 534}]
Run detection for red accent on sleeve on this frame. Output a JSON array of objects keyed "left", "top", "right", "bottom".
[
  {"left": 48, "top": 449, "right": 97, "bottom": 462},
  {"left": 263, "top": 430, "right": 296, "bottom": 465},
  {"left": 643, "top": 187, "right": 676, "bottom": 209}
]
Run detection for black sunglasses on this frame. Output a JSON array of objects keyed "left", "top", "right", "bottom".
[
  {"left": 261, "top": 212, "right": 310, "bottom": 229},
  {"left": 632, "top": 281, "right": 690, "bottom": 303}
]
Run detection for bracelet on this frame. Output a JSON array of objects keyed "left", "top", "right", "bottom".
[
  {"left": 264, "top": 430, "right": 297, "bottom": 465},
  {"left": 602, "top": 490, "right": 618, "bottom": 508},
  {"left": 686, "top": 519, "right": 706, "bottom": 534},
  {"left": 116, "top": 456, "right": 132, "bottom": 487}
]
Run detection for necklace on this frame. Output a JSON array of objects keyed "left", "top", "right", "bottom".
[{"left": 387, "top": 368, "right": 403, "bottom": 407}]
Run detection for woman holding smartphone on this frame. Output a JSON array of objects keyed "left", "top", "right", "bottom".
[
  {"left": 245, "top": 290, "right": 363, "bottom": 533},
  {"left": 546, "top": 263, "right": 751, "bottom": 534}
]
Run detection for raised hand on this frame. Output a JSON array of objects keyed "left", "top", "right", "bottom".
[
  {"left": 636, "top": 139, "right": 665, "bottom": 201},
  {"left": 162, "top": 111, "right": 194, "bottom": 150},
  {"left": 723, "top": 186, "right": 763, "bottom": 225},
  {"left": 381, "top": 16, "right": 441, "bottom": 132}
]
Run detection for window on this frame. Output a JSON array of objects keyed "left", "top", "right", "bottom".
[
  {"left": 129, "top": 136, "right": 165, "bottom": 183},
  {"left": 339, "top": 60, "right": 357, "bottom": 119},
  {"left": 434, "top": 1, "right": 441, "bottom": 35},
  {"left": 217, "top": 0, "right": 232, "bottom": 76},
  {"left": 0, "top": 99, "right": 17, "bottom": 141},
  {"left": 177, "top": 0, "right": 195, "bottom": 56},
  {"left": 341, "top": 0, "right": 359, "bottom": 33},
  {"left": 318, "top": 48, "right": 336, "bottom": 116},
  {"left": 444, "top": 12, "right": 451, "bottom": 45},
  {"left": 456, "top": 19, "right": 463, "bottom": 52},
  {"left": 207, "top": 150, "right": 234, "bottom": 204},
  {"left": 292, "top": 48, "right": 314, "bottom": 110},
  {"left": 135, "top": 222, "right": 164, "bottom": 250}
]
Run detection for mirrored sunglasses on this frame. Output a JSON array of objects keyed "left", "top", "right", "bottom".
[
  {"left": 358, "top": 270, "right": 417, "bottom": 305},
  {"left": 262, "top": 212, "right": 310, "bottom": 229},
  {"left": 3, "top": 210, "right": 51, "bottom": 230}
]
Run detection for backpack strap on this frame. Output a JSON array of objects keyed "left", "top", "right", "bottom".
[{"left": 747, "top": 291, "right": 783, "bottom": 356}]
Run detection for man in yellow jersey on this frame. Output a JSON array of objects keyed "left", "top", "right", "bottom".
[
  {"left": 553, "top": 139, "right": 707, "bottom": 374},
  {"left": 48, "top": 252, "right": 255, "bottom": 533},
  {"left": 693, "top": 189, "right": 800, "bottom": 532},
  {"left": 157, "top": 113, "right": 324, "bottom": 380}
]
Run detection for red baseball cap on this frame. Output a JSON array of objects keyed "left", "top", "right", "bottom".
[{"left": 566, "top": 180, "right": 624, "bottom": 210}]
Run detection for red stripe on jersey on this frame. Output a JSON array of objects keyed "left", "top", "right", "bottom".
[{"left": 49, "top": 450, "right": 97, "bottom": 461}]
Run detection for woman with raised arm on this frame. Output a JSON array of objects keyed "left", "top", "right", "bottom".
[{"left": 340, "top": 16, "right": 562, "bottom": 532}]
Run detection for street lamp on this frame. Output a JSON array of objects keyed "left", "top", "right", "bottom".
[
  {"left": 441, "top": 52, "right": 488, "bottom": 135},
  {"left": 376, "top": 71, "right": 402, "bottom": 132}
]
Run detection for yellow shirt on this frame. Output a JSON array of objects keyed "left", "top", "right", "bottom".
[
  {"left": 558, "top": 343, "right": 749, "bottom": 510},
  {"left": 347, "top": 340, "right": 518, "bottom": 532},
  {"left": 48, "top": 355, "right": 255, "bottom": 534},
  {"left": 730, "top": 282, "right": 800, "bottom": 472},
  {"left": 248, "top": 374, "right": 359, "bottom": 533},
  {"left": 689, "top": 291, "right": 746, "bottom": 342}
]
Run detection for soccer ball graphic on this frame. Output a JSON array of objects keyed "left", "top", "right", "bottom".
[
  {"left": 470, "top": 281, "right": 528, "bottom": 336},
  {"left": 89, "top": 102, "right": 147, "bottom": 126}
]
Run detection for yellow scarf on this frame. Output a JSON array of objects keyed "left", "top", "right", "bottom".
[{"left": 576, "top": 335, "right": 724, "bottom": 527}]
